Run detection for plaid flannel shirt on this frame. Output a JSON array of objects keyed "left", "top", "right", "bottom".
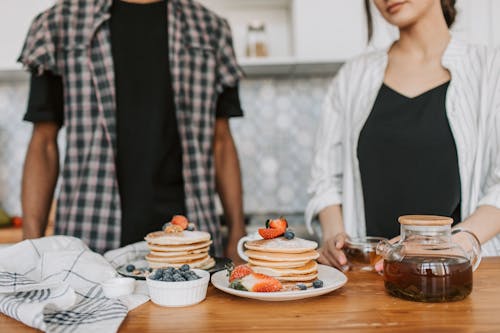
[{"left": 19, "top": 0, "right": 243, "bottom": 255}]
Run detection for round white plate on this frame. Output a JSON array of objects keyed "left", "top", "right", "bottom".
[{"left": 210, "top": 264, "right": 347, "bottom": 301}]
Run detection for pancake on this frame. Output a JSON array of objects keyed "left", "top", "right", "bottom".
[
  {"left": 148, "top": 247, "right": 210, "bottom": 257},
  {"left": 145, "top": 230, "right": 211, "bottom": 245},
  {"left": 281, "top": 280, "right": 316, "bottom": 289},
  {"left": 146, "top": 252, "right": 208, "bottom": 263},
  {"left": 147, "top": 254, "right": 214, "bottom": 269},
  {"left": 245, "top": 250, "right": 319, "bottom": 262},
  {"left": 147, "top": 240, "right": 212, "bottom": 252},
  {"left": 249, "top": 261, "right": 318, "bottom": 277},
  {"left": 248, "top": 258, "right": 310, "bottom": 268},
  {"left": 275, "top": 272, "right": 318, "bottom": 282},
  {"left": 245, "top": 237, "right": 318, "bottom": 253}
]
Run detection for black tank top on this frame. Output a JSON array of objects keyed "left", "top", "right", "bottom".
[{"left": 357, "top": 81, "right": 461, "bottom": 238}]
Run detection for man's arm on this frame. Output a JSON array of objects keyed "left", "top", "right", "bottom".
[
  {"left": 22, "top": 122, "right": 60, "bottom": 239},
  {"left": 213, "top": 118, "right": 245, "bottom": 263}
]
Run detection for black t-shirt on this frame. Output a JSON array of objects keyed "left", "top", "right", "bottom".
[
  {"left": 357, "top": 81, "right": 461, "bottom": 238},
  {"left": 24, "top": 0, "right": 243, "bottom": 246}
]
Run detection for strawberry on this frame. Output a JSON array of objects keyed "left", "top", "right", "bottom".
[
  {"left": 171, "top": 215, "right": 188, "bottom": 230},
  {"left": 258, "top": 227, "right": 284, "bottom": 239},
  {"left": 230, "top": 273, "right": 282, "bottom": 292},
  {"left": 229, "top": 265, "right": 253, "bottom": 282},
  {"left": 268, "top": 217, "right": 288, "bottom": 232},
  {"left": 250, "top": 274, "right": 282, "bottom": 292}
]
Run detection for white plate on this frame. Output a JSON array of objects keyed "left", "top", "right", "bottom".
[{"left": 210, "top": 264, "right": 347, "bottom": 301}]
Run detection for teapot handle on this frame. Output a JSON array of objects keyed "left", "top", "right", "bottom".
[{"left": 452, "top": 228, "right": 482, "bottom": 271}]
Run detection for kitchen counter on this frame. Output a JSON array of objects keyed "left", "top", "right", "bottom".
[{"left": 1, "top": 257, "right": 499, "bottom": 332}]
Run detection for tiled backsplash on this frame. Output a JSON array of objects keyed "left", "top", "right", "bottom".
[{"left": 0, "top": 76, "right": 331, "bottom": 219}]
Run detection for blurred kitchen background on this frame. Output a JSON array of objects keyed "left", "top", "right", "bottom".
[{"left": 1, "top": 0, "right": 499, "bottom": 237}]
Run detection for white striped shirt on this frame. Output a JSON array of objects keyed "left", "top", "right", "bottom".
[{"left": 305, "top": 37, "right": 500, "bottom": 256}]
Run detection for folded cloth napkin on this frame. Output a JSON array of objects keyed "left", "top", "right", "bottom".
[
  {"left": 104, "top": 241, "right": 149, "bottom": 269},
  {"left": 0, "top": 236, "right": 148, "bottom": 333}
]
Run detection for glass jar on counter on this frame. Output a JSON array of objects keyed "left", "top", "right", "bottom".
[{"left": 246, "top": 20, "right": 268, "bottom": 58}]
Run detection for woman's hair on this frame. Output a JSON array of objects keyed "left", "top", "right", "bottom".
[{"left": 364, "top": 0, "right": 457, "bottom": 41}]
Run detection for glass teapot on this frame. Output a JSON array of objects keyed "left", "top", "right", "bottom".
[{"left": 376, "top": 215, "right": 481, "bottom": 302}]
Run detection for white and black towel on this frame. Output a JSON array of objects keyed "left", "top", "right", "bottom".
[{"left": 0, "top": 236, "right": 149, "bottom": 333}]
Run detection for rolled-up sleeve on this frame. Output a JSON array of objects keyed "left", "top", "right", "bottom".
[
  {"left": 17, "top": 10, "right": 58, "bottom": 75},
  {"left": 305, "top": 69, "right": 346, "bottom": 234},
  {"left": 215, "top": 18, "right": 244, "bottom": 93}
]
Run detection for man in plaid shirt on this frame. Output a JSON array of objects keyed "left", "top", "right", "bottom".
[{"left": 19, "top": 0, "right": 246, "bottom": 260}]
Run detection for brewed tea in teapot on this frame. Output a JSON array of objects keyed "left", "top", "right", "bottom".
[{"left": 377, "top": 215, "right": 481, "bottom": 302}]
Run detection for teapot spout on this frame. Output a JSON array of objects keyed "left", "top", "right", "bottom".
[{"left": 376, "top": 240, "right": 405, "bottom": 261}]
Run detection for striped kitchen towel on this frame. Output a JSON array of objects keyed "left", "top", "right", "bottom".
[{"left": 0, "top": 236, "right": 148, "bottom": 333}]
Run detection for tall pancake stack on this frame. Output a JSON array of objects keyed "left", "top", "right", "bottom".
[
  {"left": 244, "top": 237, "right": 320, "bottom": 287},
  {"left": 145, "top": 230, "right": 215, "bottom": 270}
]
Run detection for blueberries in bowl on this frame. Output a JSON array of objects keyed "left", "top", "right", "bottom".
[{"left": 149, "top": 266, "right": 201, "bottom": 282}]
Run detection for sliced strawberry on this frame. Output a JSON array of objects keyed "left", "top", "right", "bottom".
[
  {"left": 258, "top": 227, "right": 285, "bottom": 239},
  {"left": 269, "top": 217, "right": 288, "bottom": 232},
  {"left": 229, "top": 265, "right": 253, "bottom": 282},
  {"left": 171, "top": 215, "right": 188, "bottom": 230},
  {"left": 249, "top": 273, "right": 282, "bottom": 292}
]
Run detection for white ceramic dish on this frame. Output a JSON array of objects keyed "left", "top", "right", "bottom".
[
  {"left": 146, "top": 269, "right": 210, "bottom": 307},
  {"left": 210, "top": 264, "right": 347, "bottom": 301},
  {"left": 102, "top": 277, "right": 135, "bottom": 298}
]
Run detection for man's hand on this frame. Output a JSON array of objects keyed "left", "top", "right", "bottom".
[{"left": 318, "top": 232, "right": 349, "bottom": 270}]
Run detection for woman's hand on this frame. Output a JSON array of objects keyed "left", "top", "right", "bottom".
[{"left": 318, "top": 232, "right": 349, "bottom": 270}]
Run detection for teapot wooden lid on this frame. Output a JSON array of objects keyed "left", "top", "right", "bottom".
[{"left": 398, "top": 215, "right": 453, "bottom": 226}]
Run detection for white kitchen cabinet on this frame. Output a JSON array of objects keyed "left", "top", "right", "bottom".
[{"left": 0, "top": 0, "right": 55, "bottom": 71}]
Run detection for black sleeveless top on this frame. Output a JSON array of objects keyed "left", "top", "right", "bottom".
[{"left": 357, "top": 81, "right": 461, "bottom": 238}]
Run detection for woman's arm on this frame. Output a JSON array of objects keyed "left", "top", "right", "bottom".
[{"left": 456, "top": 205, "right": 500, "bottom": 245}]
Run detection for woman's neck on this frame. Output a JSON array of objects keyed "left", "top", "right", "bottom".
[{"left": 395, "top": 4, "right": 451, "bottom": 60}]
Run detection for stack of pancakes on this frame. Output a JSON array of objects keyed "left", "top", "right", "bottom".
[
  {"left": 244, "top": 237, "right": 320, "bottom": 287},
  {"left": 145, "top": 230, "right": 215, "bottom": 269}
]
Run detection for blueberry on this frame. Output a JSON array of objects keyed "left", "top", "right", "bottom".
[
  {"left": 297, "top": 283, "right": 307, "bottom": 290},
  {"left": 180, "top": 264, "right": 190, "bottom": 272},
  {"left": 150, "top": 270, "right": 162, "bottom": 280},
  {"left": 313, "top": 280, "right": 324, "bottom": 288},
  {"left": 284, "top": 230, "right": 295, "bottom": 240},
  {"left": 162, "top": 222, "right": 172, "bottom": 231},
  {"left": 172, "top": 273, "right": 186, "bottom": 282},
  {"left": 147, "top": 268, "right": 153, "bottom": 273},
  {"left": 187, "top": 223, "right": 196, "bottom": 231},
  {"left": 165, "top": 267, "right": 175, "bottom": 274},
  {"left": 125, "top": 264, "right": 135, "bottom": 272}
]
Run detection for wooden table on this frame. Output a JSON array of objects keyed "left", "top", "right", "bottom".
[{"left": 1, "top": 257, "right": 499, "bottom": 332}]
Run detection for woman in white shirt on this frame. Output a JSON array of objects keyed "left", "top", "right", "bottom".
[{"left": 306, "top": 0, "right": 500, "bottom": 269}]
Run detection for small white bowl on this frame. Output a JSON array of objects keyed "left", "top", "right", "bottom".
[
  {"left": 146, "top": 269, "right": 210, "bottom": 307},
  {"left": 102, "top": 277, "right": 135, "bottom": 298}
]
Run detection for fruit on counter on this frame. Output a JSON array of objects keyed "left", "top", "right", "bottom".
[
  {"left": 171, "top": 215, "right": 189, "bottom": 230},
  {"left": 267, "top": 217, "right": 288, "bottom": 232},
  {"left": 313, "top": 280, "right": 324, "bottom": 289},
  {"left": 0, "top": 208, "right": 11, "bottom": 227},
  {"left": 228, "top": 264, "right": 253, "bottom": 283},
  {"left": 258, "top": 227, "right": 285, "bottom": 239},
  {"left": 296, "top": 283, "right": 307, "bottom": 290},
  {"left": 162, "top": 223, "right": 184, "bottom": 233},
  {"left": 229, "top": 272, "right": 282, "bottom": 292},
  {"left": 149, "top": 266, "right": 200, "bottom": 282},
  {"left": 11, "top": 216, "right": 23, "bottom": 228},
  {"left": 259, "top": 217, "right": 289, "bottom": 239},
  {"left": 284, "top": 230, "right": 295, "bottom": 240}
]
